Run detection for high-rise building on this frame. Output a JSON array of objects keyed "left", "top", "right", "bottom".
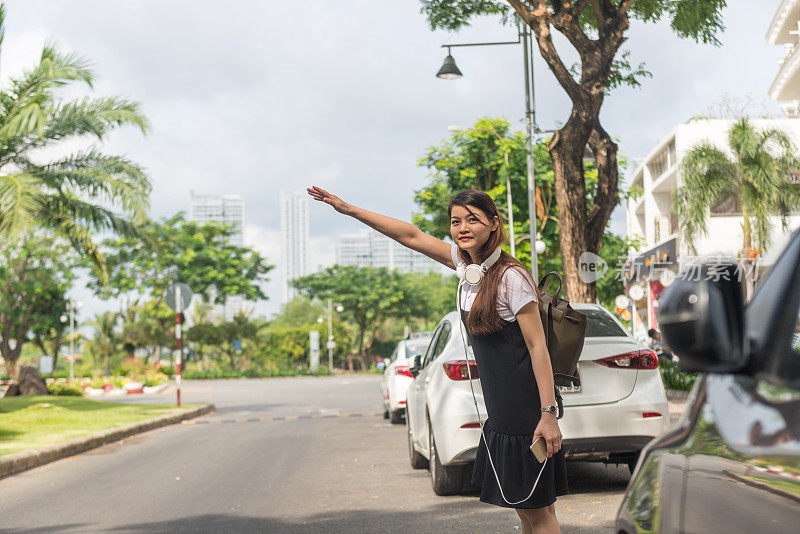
[
  {"left": 190, "top": 192, "right": 245, "bottom": 246},
  {"left": 768, "top": 1, "right": 800, "bottom": 116},
  {"left": 280, "top": 190, "right": 310, "bottom": 304},
  {"left": 189, "top": 192, "right": 247, "bottom": 321},
  {"left": 336, "top": 229, "right": 444, "bottom": 273}
]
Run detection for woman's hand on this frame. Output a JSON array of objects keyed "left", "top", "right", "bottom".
[
  {"left": 307, "top": 186, "right": 352, "bottom": 215},
  {"left": 533, "top": 413, "right": 562, "bottom": 458}
]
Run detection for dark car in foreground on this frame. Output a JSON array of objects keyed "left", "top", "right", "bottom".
[{"left": 615, "top": 229, "right": 800, "bottom": 533}]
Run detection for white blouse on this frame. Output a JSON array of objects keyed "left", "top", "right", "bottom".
[{"left": 451, "top": 243, "right": 538, "bottom": 322}]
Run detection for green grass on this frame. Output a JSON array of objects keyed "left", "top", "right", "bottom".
[{"left": 0, "top": 396, "right": 193, "bottom": 457}]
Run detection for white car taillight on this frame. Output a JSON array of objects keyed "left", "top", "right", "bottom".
[
  {"left": 597, "top": 349, "right": 658, "bottom": 370},
  {"left": 396, "top": 365, "right": 414, "bottom": 378},
  {"left": 442, "top": 360, "right": 479, "bottom": 380}
]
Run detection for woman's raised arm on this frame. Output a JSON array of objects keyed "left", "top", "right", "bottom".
[{"left": 307, "top": 185, "right": 455, "bottom": 270}]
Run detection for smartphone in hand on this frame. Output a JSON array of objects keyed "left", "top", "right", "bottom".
[{"left": 530, "top": 436, "right": 547, "bottom": 463}]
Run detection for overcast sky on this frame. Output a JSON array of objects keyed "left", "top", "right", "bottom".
[{"left": 2, "top": 1, "right": 786, "bottom": 320}]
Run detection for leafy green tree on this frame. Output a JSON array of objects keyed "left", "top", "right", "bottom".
[
  {"left": 29, "top": 277, "right": 71, "bottom": 370},
  {"left": 0, "top": 6, "right": 150, "bottom": 282},
  {"left": 415, "top": 116, "right": 636, "bottom": 307},
  {"left": 119, "top": 299, "right": 173, "bottom": 365},
  {"left": 419, "top": 0, "right": 726, "bottom": 301},
  {"left": 259, "top": 321, "right": 352, "bottom": 369},
  {"left": 0, "top": 232, "right": 74, "bottom": 379},
  {"left": 676, "top": 118, "right": 800, "bottom": 298},
  {"left": 269, "top": 296, "right": 327, "bottom": 327},
  {"left": 88, "top": 212, "right": 274, "bottom": 343},
  {"left": 291, "top": 265, "right": 429, "bottom": 361},
  {"left": 186, "top": 312, "right": 259, "bottom": 370},
  {"left": 83, "top": 311, "right": 123, "bottom": 376}
]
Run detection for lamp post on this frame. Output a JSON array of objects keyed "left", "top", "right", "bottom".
[
  {"left": 448, "top": 125, "right": 517, "bottom": 258},
  {"left": 317, "top": 298, "right": 344, "bottom": 372},
  {"left": 436, "top": 17, "right": 541, "bottom": 281},
  {"left": 61, "top": 297, "right": 83, "bottom": 380}
]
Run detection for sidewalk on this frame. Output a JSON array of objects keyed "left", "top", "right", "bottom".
[{"left": 666, "top": 389, "right": 691, "bottom": 425}]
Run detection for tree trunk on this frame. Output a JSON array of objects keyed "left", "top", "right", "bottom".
[
  {"left": 105, "top": 353, "right": 111, "bottom": 377},
  {"left": 52, "top": 329, "right": 64, "bottom": 370},
  {"left": 509, "top": 0, "right": 627, "bottom": 303},
  {"left": 549, "top": 120, "right": 594, "bottom": 303},
  {"left": 4, "top": 359, "right": 18, "bottom": 381}
]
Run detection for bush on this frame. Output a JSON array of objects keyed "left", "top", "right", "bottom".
[
  {"left": 159, "top": 366, "right": 175, "bottom": 375},
  {"left": 181, "top": 365, "right": 332, "bottom": 380},
  {"left": 660, "top": 359, "right": 698, "bottom": 391},
  {"left": 143, "top": 374, "right": 167, "bottom": 387},
  {"left": 48, "top": 381, "right": 85, "bottom": 396}
]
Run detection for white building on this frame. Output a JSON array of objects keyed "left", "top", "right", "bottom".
[
  {"left": 624, "top": 118, "right": 800, "bottom": 335},
  {"left": 190, "top": 192, "right": 245, "bottom": 246},
  {"left": 189, "top": 192, "right": 247, "bottom": 321},
  {"left": 336, "top": 229, "right": 444, "bottom": 274},
  {"left": 280, "top": 190, "right": 310, "bottom": 304},
  {"left": 768, "top": 0, "right": 800, "bottom": 117}
]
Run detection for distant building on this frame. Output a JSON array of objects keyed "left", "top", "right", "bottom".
[
  {"left": 336, "top": 229, "right": 443, "bottom": 274},
  {"left": 768, "top": 1, "right": 800, "bottom": 116},
  {"left": 189, "top": 192, "right": 247, "bottom": 321},
  {"left": 280, "top": 190, "right": 310, "bottom": 304},
  {"left": 624, "top": 118, "right": 800, "bottom": 335},
  {"left": 190, "top": 192, "right": 245, "bottom": 246}
]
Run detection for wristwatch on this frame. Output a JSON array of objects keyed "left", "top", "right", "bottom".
[{"left": 541, "top": 405, "right": 557, "bottom": 414}]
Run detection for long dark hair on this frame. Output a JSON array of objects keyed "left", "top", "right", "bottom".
[{"left": 448, "top": 189, "right": 540, "bottom": 335}]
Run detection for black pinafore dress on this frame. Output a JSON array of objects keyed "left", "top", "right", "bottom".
[{"left": 460, "top": 308, "right": 569, "bottom": 509}]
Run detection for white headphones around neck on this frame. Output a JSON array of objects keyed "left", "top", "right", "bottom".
[{"left": 456, "top": 246, "right": 502, "bottom": 285}]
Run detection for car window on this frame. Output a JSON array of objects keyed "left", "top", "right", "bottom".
[
  {"left": 389, "top": 344, "right": 400, "bottom": 362},
  {"left": 405, "top": 344, "right": 427, "bottom": 361},
  {"left": 583, "top": 308, "right": 628, "bottom": 337},
  {"left": 431, "top": 321, "right": 452, "bottom": 360},
  {"left": 784, "top": 291, "right": 800, "bottom": 380},
  {"left": 748, "top": 231, "right": 800, "bottom": 382},
  {"left": 422, "top": 324, "right": 444, "bottom": 368}
]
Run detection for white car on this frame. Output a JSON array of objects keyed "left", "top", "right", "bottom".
[
  {"left": 380, "top": 333, "right": 433, "bottom": 424},
  {"left": 405, "top": 304, "right": 670, "bottom": 495}
]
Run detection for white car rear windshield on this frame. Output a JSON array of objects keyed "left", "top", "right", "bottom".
[{"left": 583, "top": 308, "right": 628, "bottom": 337}]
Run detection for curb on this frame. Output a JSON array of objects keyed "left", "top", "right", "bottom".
[
  {"left": 0, "top": 403, "right": 215, "bottom": 480},
  {"left": 666, "top": 389, "right": 691, "bottom": 401}
]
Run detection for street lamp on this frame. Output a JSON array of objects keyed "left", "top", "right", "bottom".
[
  {"left": 436, "top": 17, "right": 542, "bottom": 281},
  {"left": 317, "top": 298, "right": 344, "bottom": 373},
  {"left": 436, "top": 46, "right": 462, "bottom": 79},
  {"left": 448, "top": 124, "right": 517, "bottom": 258},
  {"left": 61, "top": 297, "right": 83, "bottom": 380}
]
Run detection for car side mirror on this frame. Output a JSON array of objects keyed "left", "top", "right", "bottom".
[
  {"left": 409, "top": 355, "right": 422, "bottom": 377},
  {"left": 657, "top": 263, "right": 747, "bottom": 374}
]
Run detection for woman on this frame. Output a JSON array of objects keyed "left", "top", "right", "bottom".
[{"left": 307, "top": 186, "right": 567, "bottom": 533}]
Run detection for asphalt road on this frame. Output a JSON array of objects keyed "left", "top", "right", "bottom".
[{"left": 0, "top": 376, "right": 637, "bottom": 533}]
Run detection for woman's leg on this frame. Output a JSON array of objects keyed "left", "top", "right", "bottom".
[
  {"left": 515, "top": 509, "right": 533, "bottom": 534},
  {"left": 519, "top": 504, "right": 559, "bottom": 534}
]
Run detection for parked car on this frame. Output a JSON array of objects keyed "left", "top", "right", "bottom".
[
  {"left": 380, "top": 332, "right": 433, "bottom": 424},
  {"left": 616, "top": 229, "right": 800, "bottom": 534},
  {"left": 405, "top": 304, "right": 670, "bottom": 496}
]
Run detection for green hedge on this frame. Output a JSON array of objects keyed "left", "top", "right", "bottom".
[
  {"left": 47, "top": 382, "right": 85, "bottom": 396},
  {"left": 660, "top": 359, "right": 697, "bottom": 392},
  {"left": 182, "top": 366, "right": 332, "bottom": 380}
]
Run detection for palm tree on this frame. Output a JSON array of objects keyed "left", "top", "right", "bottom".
[
  {"left": 0, "top": 5, "right": 151, "bottom": 283},
  {"left": 675, "top": 118, "right": 800, "bottom": 297},
  {"left": 85, "top": 311, "right": 122, "bottom": 377}
]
